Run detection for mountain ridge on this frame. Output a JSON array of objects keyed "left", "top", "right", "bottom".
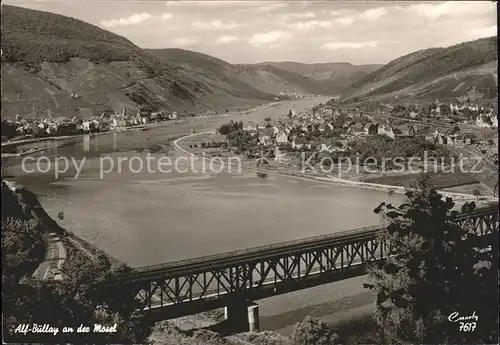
[
  {"left": 1, "top": 4, "right": 380, "bottom": 120},
  {"left": 1, "top": 5, "right": 276, "bottom": 119},
  {"left": 147, "top": 48, "right": 382, "bottom": 96},
  {"left": 340, "top": 36, "right": 498, "bottom": 103}
]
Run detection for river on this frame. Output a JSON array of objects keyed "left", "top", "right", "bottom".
[{"left": 3, "top": 97, "right": 404, "bottom": 337}]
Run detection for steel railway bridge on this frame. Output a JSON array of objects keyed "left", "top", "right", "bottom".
[{"left": 102, "top": 204, "right": 498, "bottom": 330}]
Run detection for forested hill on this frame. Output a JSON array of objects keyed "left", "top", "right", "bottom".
[
  {"left": 1, "top": 5, "right": 275, "bottom": 120},
  {"left": 1, "top": 4, "right": 161, "bottom": 71},
  {"left": 340, "top": 36, "right": 498, "bottom": 103}
]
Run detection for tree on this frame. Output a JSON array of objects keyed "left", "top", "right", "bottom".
[
  {"left": 365, "top": 174, "right": 498, "bottom": 344},
  {"left": 291, "top": 316, "right": 339, "bottom": 345},
  {"left": 218, "top": 123, "right": 232, "bottom": 136}
]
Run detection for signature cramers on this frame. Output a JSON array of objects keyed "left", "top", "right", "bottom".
[
  {"left": 448, "top": 311, "right": 479, "bottom": 322},
  {"left": 20, "top": 154, "right": 242, "bottom": 179},
  {"left": 298, "top": 152, "right": 484, "bottom": 176}
]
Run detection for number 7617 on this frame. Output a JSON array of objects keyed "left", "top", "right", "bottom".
[{"left": 459, "top": 322, "right": 476, "bottom": 332}]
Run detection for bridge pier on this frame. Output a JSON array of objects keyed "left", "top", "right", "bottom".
[{"left": 224, "top": 299, "right": 259, "bottom": 332}]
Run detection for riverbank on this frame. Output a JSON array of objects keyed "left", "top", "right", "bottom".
[
  {"left": 1, "top": 143, "right": 66, "bottom": 158},
  {"left": 174, "top": 132, "right": 497, "bottom": 204},
  {"left": 1, "top": 101, "right": 282, "bottom": 150},
  {"left": 2, "top": 179, "right": 128, "bottom": 279}
]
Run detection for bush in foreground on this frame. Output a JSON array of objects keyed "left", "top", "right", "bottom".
[{"left": 291, "top": 316, "right": 340, "bottom": 345}]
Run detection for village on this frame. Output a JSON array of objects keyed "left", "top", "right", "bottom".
[
  {"left": 1, "top": 107, "right": 180, "bottom": 141},
  {"left": 216, "top": 97, "right": 496, "bottom": 155},
  {"left": 194, "top": 95, "right": 499, "bottom": 195}
]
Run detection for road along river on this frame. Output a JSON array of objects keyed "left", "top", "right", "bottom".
[{"left": 3, "top": 97, "right": 404, "bottom": 338}]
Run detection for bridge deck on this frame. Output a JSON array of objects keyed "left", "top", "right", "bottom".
[{"left": 98, "top": 204, "right": 497, "bottom": 321}]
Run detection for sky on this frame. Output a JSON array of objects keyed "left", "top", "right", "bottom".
[{"left": 4, "top": 0, "right": 498, "bottom": 65}]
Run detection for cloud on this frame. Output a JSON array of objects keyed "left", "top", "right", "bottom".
[
  {"left": 468, "top": 25, "right": 497, "bottom": 39},
  {"left": 166, "top": 0, "right": 287, "bottom": 12},
  {"left": 160, "top": 13, "right": 173, "bottom": 20},
  {"left": 321, "top": 41, "right": 379, "bottom": 50},
  {"left": 100, "top": 13, "right": 153, "bottom": 28},
  {"left": 253, "top": 3, "right": 288, "bottom": 12},
  {"left": 191, "top": 20, "right": 240, "bottom": 30},
  {"left": 215, "top": 35, "right": 239, "bottom": 44},
  {"left": 333, "top": 17, "right": 354, "bottom": 26},
  {"left": 283, "top": 20, "right": 333, "bottom": 30},
  {"left": 280, "top": 12, "right": 316, "bottom": 20},
  {"left": 249, "top": 31, "right": 291, "bottom": 46},
  {"left": 330, "top": 9, "right": 358, "bottom": 16},
  {"left": 401, "top": 1, "right": 495, "bottom": 19},
  {"left": 323, "top": 7, "right": 387, "bottom": 29},
  {"left": 359, "top": 7, "right": 388, "bottom": 21},
  {"left": 171, "top": 37, "right": 199, "bottom": 47}
]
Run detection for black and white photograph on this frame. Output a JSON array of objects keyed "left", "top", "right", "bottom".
[{"left": 1, "top": 1, "right": 499, "bottom": 344}]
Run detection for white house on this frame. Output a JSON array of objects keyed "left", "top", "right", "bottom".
[
  {"left": 276, "top": 131, "right": 288, "bottom": 144},
  {"left": 82, "top": 121, "right": 90, "bottom": 132},
  {"left": 491, "top": 115, "right": 498, "bottom": 128},
  {"left": 378, "top": 125, "right": 395, "bottom": 139}
]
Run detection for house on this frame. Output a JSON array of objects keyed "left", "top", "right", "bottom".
[
  {"left": 257, "top": 121, "right": 267, "bottom": 131},
  {"left": 259, "top": 128, "right": 274, "bottom": 145},
  {"left": 367, "top": 123, "right": 379, "bottom": 135},
  {"left": 292, "top": 137, "right": 306, "bottom": 149},
  {"left": 91, "top": 119, "right": 100, "bottom": 131},
  {"left": 436, "top": 134, "right": 455, "bottom": 145},
  {"left": 76, "top": 120, "right": 83, "bottom": 131},
  {"left": 82, "top": 121, "right": 91, "bottom": 132},
  {"left": 393, "top": 128, "right": 403, "bottom": 137},
  {"left": 407, "top": 124, "right": 418, "bottom": 136},
  {"left": 420, "top": 127, "right": 434, "bottom": 141},
  {"left": 276, "top": 131, "right": 288, "bottom": 144},
  {"left": 491, "top": 114, "right": 498, "bottom": 128},
  {"left": 350, "top": 122, "right": 367, "bottom": 136},
  {"left": 394, "top": 126, "right": 410, "bottom": 137},
  {"left": 245, "top": 122, "right": 257, "bottom": 132},
  {"left": 378, "top": 125, "right": 395, "bottom": 139}
]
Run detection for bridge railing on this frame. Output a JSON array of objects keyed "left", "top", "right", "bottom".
[{"left": 124, "top": 224, "right": 384, "bottom": 275}]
